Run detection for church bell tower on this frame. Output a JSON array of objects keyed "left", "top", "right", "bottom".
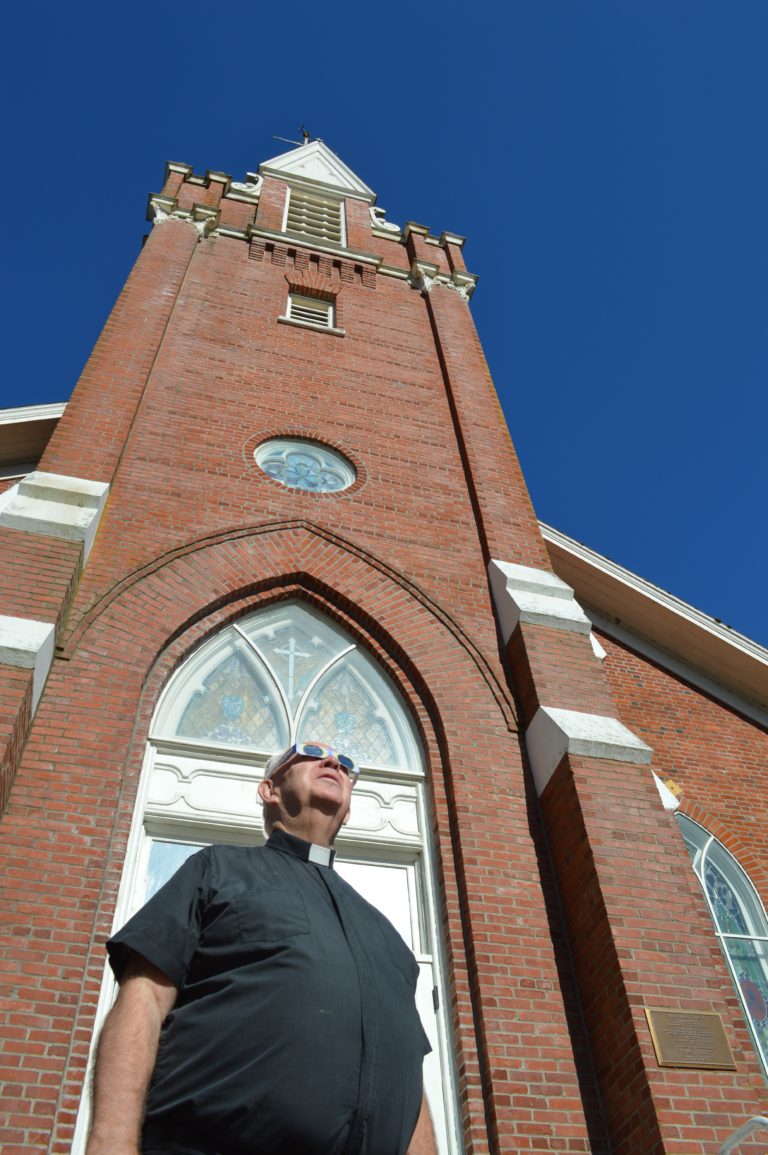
[{"left": 0, "top": 139, "right": 765, "bottom": 1155}]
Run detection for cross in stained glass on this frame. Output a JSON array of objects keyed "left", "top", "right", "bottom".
[{"left": 275, "top": 634, "right": 311, "bottom": 703}]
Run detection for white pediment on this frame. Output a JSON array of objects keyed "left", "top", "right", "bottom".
[{"left": 259, "top": 140, "right": 376, "bottom": 203}]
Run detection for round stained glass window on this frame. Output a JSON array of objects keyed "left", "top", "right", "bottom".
[{"left": 254, "top": 439, "right": 355, "bottom": 493}]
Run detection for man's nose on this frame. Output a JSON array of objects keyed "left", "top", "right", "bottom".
[{"left": 321, "top": 754, "right": 341, "bottom": 770}]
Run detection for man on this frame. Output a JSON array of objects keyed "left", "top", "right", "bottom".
[{"left": 86, "top": 741, "right": 438, "bottom": 1155}]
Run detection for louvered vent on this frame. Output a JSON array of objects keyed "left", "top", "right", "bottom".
[
  {"left": 288, "top": 294, "right": 333, "bottom": 328},
  {"left": 285, "top": 188, "right": 345, "bottom": 244}
]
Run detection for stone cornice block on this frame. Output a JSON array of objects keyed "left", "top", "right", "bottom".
[
  {"left": 439, "top": 231, "right": 466, "bottom": 248},
  {"left": 0, "top": 615, "right": 55, "bottom": 711},
  {"left": 526, "top": 705, "right": 653, "bottom": 795},
  {"left": 0, "top": 471, "right": 109, "bottom": 562},
  {"left": 403, "top": 222, "right": 431, "bottom": 239},
  {"left": 488, "top": 559, "right": 592, "bottom": 640}
]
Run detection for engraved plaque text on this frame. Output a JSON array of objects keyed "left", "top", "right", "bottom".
[{"left": 645, "top": 1007, "right": 736, "bottom": 1070}]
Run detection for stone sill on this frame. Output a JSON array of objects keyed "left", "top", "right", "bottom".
[{"left": 277, "top": 316, "right": 346, "bottom": 337}]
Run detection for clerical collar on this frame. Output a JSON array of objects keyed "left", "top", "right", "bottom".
[{"left": 266, "top": 828, "right": 336, "bottom": 868}]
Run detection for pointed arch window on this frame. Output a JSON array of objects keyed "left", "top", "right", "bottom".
[
  {"left": 677, "top": 814, "right": 768, "bottom": 1076},
  {"left": 75, "top": 601, "right": 459, "bottom": 1155},
  {"left": 152, "top": 601, "right": 418, "bottom": 769}
]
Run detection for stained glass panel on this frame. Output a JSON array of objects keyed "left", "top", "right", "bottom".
[
  {"left": 704, "top": 861, "right": 750, "bottom": 936},
  {"left": 176, "top": 651, "right": 285, "bottom": 749},
  {"left": 153, "top": 601, "right": 421, "bottom": 772},
  {"left": 726, "top": 937, "right": 768, "bottom": 1068},
  {"left": 299, "top": 661, "right": 398, "bottom": 768},
  {"left": 254, "top": 439, "right": 355, "bottom": 493},
  {"left": 242, "top": 605, "right": 346, "bottom": 707}
]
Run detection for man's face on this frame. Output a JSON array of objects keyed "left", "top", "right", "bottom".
[{"left": 259, "top": 747, "right": 354, "bottom": 830}]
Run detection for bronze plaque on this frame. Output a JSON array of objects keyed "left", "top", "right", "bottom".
[{"left": 645, "top": 1007, "right": 736, "bottom": 1070}]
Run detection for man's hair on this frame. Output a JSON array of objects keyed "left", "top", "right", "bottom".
[
  {"left": 264, "top": 746, "right": 292, "bottom": 779},
  {"left": 261, "top": 746, "right": 293, "bottom": 834}
]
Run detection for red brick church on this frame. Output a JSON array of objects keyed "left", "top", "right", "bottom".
[{"left": 1, "top": 139, "right": 766, "bottom": 1154}]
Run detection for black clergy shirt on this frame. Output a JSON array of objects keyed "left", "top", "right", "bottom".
[{"left": 107, "top": 830, "right": 431, "bottom": 1155}]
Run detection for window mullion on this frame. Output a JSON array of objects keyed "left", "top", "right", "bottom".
[
  {"left": 718, "top": 932, "right": 768, "bottom": 943},
  {"left": 232, "top": 623, "right": 293, "bottom": 729},
  {"left": 293, "top": 643, "right": 356, "bottom": 739}
]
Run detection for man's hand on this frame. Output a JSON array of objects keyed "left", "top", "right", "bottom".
[
  {"left": 407, "top": 1092, "right": 439, "bottom": 1155},
  {"left": 85, "top": 951, "right": 177, "bottom": 1155}
]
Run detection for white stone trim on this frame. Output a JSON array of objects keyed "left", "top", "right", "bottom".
[
  {"left": 377, "top": 264, "right": 411, "bottom": 281},
  {"left": 147, "top": 194, "right": 178, "bottom": 223},
  {"left": 0, "top": 471, "right": 109, "bottom": 562},
  {"left": 409, "top": 260, "right": 477, "bottom": 302},
  {"left": 369, "top": 206, "right": 401, "bottom": 234},
  {"left": 147, "top": 197, "right": 219, "bottom": 238},
  {"left": 439, "top": 231, "right": 466, "bottom": 248},
  {"left": 228, "top": 175, "right": 262, "bottom": 202},
  {"left": 652, "top": 771, "right": 681, "bottom": 811},
  {"left": 0, "top": 483, "right": 18, "bottom": 517},
  {"left": 590, "top": 632, "right": 607, "bottom": 661},
  {"left": 0, "top": 402, "right": 67, "bottom": 424},
  {"left": 525, "top": 705, "right": 653, "bottom": 795},
  {"left": 247, "top": 223, "right": 381, "bottom": 266},
  {"left": 277, "top": 316, "right": 346, "bottom": 337},
  {"left": 488, "top": 559, "right": 593, "bottom": 640},
  {"left": 259, "top": 140, "right": 376, "bottom": 203},
  {"left": 0, "top": 615, "right": 55, "bottom": 711},
  {"left": 145, "top": 219, "right": 479, "bottom": 294}
]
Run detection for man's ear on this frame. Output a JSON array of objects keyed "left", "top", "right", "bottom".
[
  {"left": 341, "top": 803, "right": 351, "bottom": 827},
  {"left": 258, "top": 777, "right": 275, "bottom": 806}
]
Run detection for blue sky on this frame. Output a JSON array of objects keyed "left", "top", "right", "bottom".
[{"left": 4, "top": 3, "right": 767, "bottom": 646}]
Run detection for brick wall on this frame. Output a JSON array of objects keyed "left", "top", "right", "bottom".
[{"left": 601, "top": 629, "right": 768, "bottom": 904}]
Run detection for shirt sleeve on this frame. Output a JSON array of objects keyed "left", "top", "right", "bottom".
[{"left": 106, "top": 848, "right": 210, "bottom": 988}]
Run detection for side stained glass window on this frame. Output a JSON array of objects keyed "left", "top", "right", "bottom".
[{"left": 677, "top": 814, "right": 768, "bottom": 1076}]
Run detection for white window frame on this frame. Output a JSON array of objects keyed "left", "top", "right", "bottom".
[
  {"left": 73, "top": 604, "right": 461, "bottom": 1155},
  {"left": 286, "top": 292, "right": 334, "bottom": 329}
]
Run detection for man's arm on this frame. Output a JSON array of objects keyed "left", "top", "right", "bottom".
[
  {"left": 407, "top": 1092, "right": 439, "bottom": 1155},
  {"left": 85, "top": 951, "right": 178, "bottom": 1155}
]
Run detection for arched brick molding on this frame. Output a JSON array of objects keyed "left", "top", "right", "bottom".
[
  {"left": 3, "top": 526, "right": 600, "bottom": 1154},
  {"left": 678, "top": 798, "right": 768, "bottom": 907}
]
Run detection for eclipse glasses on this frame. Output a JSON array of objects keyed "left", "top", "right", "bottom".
[{"left": 267, "top": 742, "right": 359, "bottom": 785}]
